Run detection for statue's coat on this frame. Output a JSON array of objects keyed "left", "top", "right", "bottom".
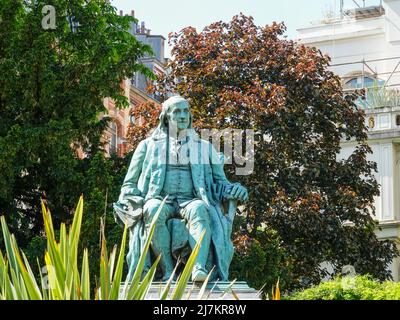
[{"left": 114, "top": 129, "right": 236, "bottom": 281}]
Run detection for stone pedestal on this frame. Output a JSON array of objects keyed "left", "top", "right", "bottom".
[{"left": 142, "top": 281, "right": 261, "bottom": 300}]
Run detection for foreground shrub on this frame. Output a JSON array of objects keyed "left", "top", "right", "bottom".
[{"left": 289, "top": 275, "right": 400, "bottom": 300}]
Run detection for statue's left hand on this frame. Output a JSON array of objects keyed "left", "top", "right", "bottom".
[{"left": 227, "top": 184, "right": 248, "bottom": 203}]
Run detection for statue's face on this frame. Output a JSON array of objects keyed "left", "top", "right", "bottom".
[{"left": 167, "top": 101, "right": 190, "bottom": 131}]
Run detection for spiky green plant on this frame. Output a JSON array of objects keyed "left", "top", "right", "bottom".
[{"left": 0, "top": 196, "right": 220, "bottom": 300}]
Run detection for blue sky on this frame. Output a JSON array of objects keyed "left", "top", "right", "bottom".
[{"left": 111, "top": 0, "right": 342, "bottom": 57}]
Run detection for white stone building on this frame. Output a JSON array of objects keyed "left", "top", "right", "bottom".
[{"left": 297, "top": 0, "right": 400, "bottom": 280}]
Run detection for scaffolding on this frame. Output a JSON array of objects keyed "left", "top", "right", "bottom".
[
  {"left": 311, "top": 1, "right": 400, "bottom": 108},
  {"left": 329, "top": 56, "right": 400, "bottom": 109},
  {"left": 331, "top": 56, "right": 400, "bottom": 90},
  {"left": 340, "top": 0, "right": 384, "bottom": 19}
]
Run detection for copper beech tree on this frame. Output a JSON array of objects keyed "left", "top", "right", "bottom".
[{"left": 128, "top": 14, "right": 398, "bottom": 290}]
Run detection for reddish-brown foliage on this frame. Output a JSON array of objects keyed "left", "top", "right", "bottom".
[{"left": 128, "top": 14, "right": 397, "bottom": 290}]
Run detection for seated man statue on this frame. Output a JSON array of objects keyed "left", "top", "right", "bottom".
[{"left": 113, "top": 95, "right": 248, "bottom": 282}]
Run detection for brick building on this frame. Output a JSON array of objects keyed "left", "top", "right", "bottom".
[{"left": 103, "top": 10, "right": 166, "bottom": 157}]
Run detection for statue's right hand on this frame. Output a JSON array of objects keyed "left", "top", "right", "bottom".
[{"left": 118, "top": 187, "right": 141, "bottom": 202}]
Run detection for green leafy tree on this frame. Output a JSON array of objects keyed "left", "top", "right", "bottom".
[
  {"left": 0, "top": 0, "right": 153, "bottom": 256},
  {"left": 130, "top": 14, "right": 398, "bottom": 291},
  {"left": 230, "top": 219, "right": 293, "bottom": 297}
]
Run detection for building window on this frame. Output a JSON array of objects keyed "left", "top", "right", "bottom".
[
  {"left": 396, "top": 115, "right": 400, "bottom": 127},
  {"left": 109, "top": 122, "right": 117, "bottom": 155},
  {"left": 344, "top": 76, "right": 380, "bottom": 89},
  {"left": 129, "top": 115, "right": 135, "bottom": 126},
  {"left": 130, "top": 73, "right": 136, "bottom": 86}
]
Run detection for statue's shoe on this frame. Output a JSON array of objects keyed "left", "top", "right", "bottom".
[
  {"left": 162, "top": 272, "right": 177, "bottom": 282},
  {"left": 192, "top": 268, "right": 208, "bottom": 282}
]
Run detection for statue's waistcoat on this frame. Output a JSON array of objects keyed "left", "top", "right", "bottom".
[{"left": 138, "top": 132, "right": 212, "bottom": 206}]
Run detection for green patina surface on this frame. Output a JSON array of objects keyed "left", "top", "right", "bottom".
[{"left": 114, "top": 96, "right": 248, "bottom": 282}]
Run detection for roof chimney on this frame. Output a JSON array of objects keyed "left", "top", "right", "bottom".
[
  {"left": 119, "top": 10, "right": 123, "bottom": 16},
  {"left": 130, "top": 10, "right": 135, "bottom": 17},
  {"left": 141, "top": 21, "right": 145, "bottom": 34}
]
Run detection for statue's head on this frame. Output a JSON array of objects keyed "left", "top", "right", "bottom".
[{"left": 158, "top": 95, "right": 193, "bottom": 133}]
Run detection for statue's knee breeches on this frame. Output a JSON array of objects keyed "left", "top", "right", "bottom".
[
  {"left": 143, "top": 199, "right": 172, "bottom": 225},
  {"left": 182, "top": 200, "right": 210, "bottom": 225}
]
